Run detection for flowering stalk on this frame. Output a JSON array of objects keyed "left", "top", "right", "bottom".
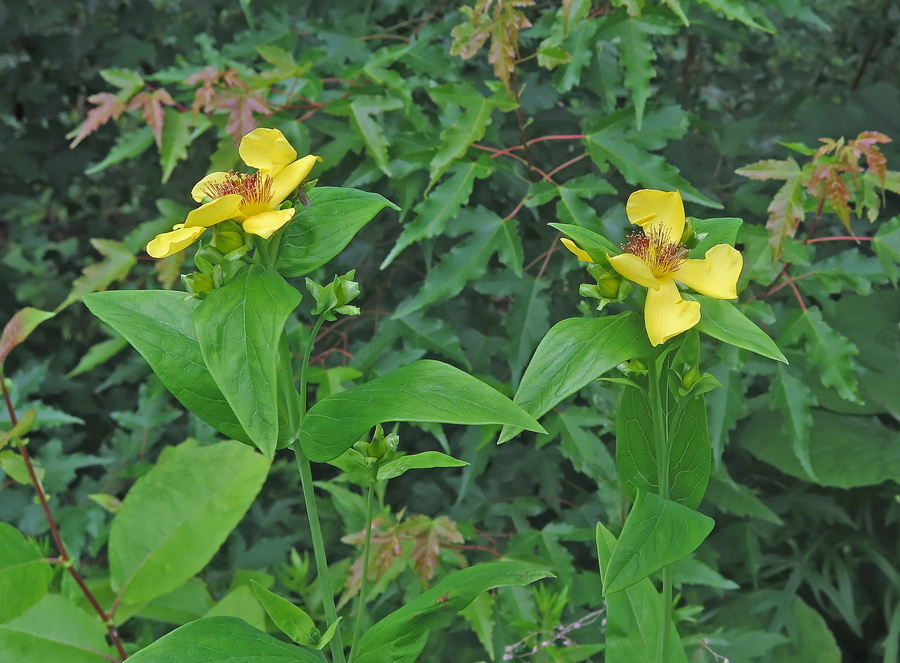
[{"left": 291, "top": 313, "right": 347, "bottom": 663}]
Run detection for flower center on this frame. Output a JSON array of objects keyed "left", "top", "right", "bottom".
[
  {"left": 623, "top": 224, "right": 688, "bottom": 277},
  {"left": 203, "top": 171, "right": 273, "bottom": 209}
]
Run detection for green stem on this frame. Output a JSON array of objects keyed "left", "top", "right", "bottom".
[
  {"left": 291, "top": 314, "right": 346, "bottom": 663},
  {"left": 348, "top": 483, "right": 376, "bottom": 663},
  {"left": 293, "top": 448, "right": 346, "bottom": 663},
  {"left": 648, "top": 353, "right": 673, "bottom": 663}
]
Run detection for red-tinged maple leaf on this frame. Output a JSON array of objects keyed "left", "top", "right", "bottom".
[
  {"left": 850, "top": 131, "right": 891, "bottom": 183},
  {"left": 128, "top": 88, "right": 177, "bottom": 147},
  {"left": 69, "top": 92, "right": 126, "bottom": 148},
  {"left": 216, "top": 90, "right": 272, "bottom": 143},
  {"left": 408, "top": 515, "right": 464, "bottom": 586},
  {"left": 824, "top": 170, "right": 852, "bottom": 229},
  {"left": 766, "top": 171, "right": 806, "bottom": 261}
]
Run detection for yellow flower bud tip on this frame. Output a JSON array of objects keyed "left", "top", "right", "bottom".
[{"left": 560, "top": 238, "right": 594, "bottom": 263}]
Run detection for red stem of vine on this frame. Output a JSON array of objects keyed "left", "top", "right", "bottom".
[{"left": 0, "top": 376, "right": 128, "bottom": 661}]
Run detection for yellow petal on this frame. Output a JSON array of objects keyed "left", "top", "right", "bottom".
[
  {"left": 644, "top": 277, "right": 701, "bottom": 346},
  {"left": 675, "top": 244, "right": 743, "bottom": 299},
  {"left": 626, "top": 189, "right": 685, "bottom": 242},
  {"left": 269, "top": 155, "right": 322, "bottom": 206},
  {"left": 191, "top": 172, "right": 230, "bottom": 202},
  {"left": 560, "top": 238, "right": 593, "bottom": 262},
  {"left": 609, "top": 252, "right": 661, "bottom": 290},
  {"left": 239, "top": 128, "right": 297, "bottom": 175},
  {"left": 242, "top": 208, "right": 296, "bottom": 238},
  {"left": 183, "top": 194, "right": 243, "bottom": 228},
  {"left": 146, "top": 225, "right": 206, "bottom": 258}
]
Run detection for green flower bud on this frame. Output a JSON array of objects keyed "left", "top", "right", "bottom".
[
  {"left": 681, "top": 365, "right": 702, "bottom": 390},
  {"left": 597, "top": 273, "right": 621, "bottom": 299},
  {"left": 182, "top": 272, "right": 215, "bottom": 297},
  {"left": 680, "top": 217, "right": 695, "bottom": 245}
]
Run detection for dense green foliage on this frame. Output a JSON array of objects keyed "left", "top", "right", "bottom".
[{"left": 2, "top": 0, "right": 899, "bottom": 661}]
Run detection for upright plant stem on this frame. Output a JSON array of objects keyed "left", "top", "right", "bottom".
[
  {"left": 348, "top": 483, "right": 376, "bottom": 663},
  {"left": 290, "top": 316, "right": 347, "bottom": 663},
  {"left": 648, "top": 354, "right": 673, "bottom": 663}
]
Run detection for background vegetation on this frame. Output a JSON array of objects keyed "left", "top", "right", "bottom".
[{"left": 2, "top": 0, "right": 899, "bottom": 661}]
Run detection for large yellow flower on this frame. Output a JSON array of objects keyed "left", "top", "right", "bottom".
[
  {"left": 564, "top": 189, "right": 743, "bottom": 346},
  {"left": 147, "top": 128, "right": 321, "bottom": 258}
]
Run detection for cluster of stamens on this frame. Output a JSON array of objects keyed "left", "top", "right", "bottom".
[
  {"left": 622, "top": 225, "right": 688, "bottom": 277},
  {"left": 203, "top": 171, "right": 273, "bottom": 208}
]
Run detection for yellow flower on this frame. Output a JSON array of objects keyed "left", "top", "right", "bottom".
[
  {"left": 147, "top": 128, "right": 321, "bottom": 258},
  {"left": 563, "top": 189, "right": 743, "bottom": 346}
]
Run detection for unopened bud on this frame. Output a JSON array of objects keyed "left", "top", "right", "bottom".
[
  {"left": 682, "top": 365, "right": 702, "bottom": 390},
  {"left": 597, "top": 273, "right": 621, "bottom": 299},
  {"left": 680, "top": 218, "right": 695, "bottom": 245}
]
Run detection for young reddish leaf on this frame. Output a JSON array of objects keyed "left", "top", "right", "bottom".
[
  {"left": 735, "top": 158, "right": 799, "bottom": 181},
  {"left": 128, "top": 88, "right": 177, "bottom": 147},
  {"left": 766, "top": 171, "right": 806, "bottom": 261},
  {"left": 0, "top": 308, "right": 55, "bottom": 369},
  {"left": 68, "top": 92, "right": 126, "bottom": 148}
]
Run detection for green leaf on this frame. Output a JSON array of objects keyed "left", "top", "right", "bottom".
[
  {"left": 394, "top": 311, "right": 471, "bottom": 370},
  {"left": 65, "top": 335, "right": 128, "bottom": 378},
  {"left": 596, "top": 524, "right": 688, "bottom": 663},
  {"left": 585, "top": 108, "right": 720, "bottom": 207},
  {"left": 615, "top": 388, "right": 712, "bottom": 509},
  {"left": 376, "top": 451, "right": 468, "bottom": 481},
  {"left": 193, "top": 265, "right": 302, "bottom": 458},
  {"left": 690, "top": 295, "right": 787, "bottom": 362},
  {"left": 159, "top": 108, "right": 194, "bottom": 183},
  {"left": 694, "top": 0, "right": 774, "bottom": 32},
  {"left": 460, "top": 592, "right": 495, "bottom": 660},
  {"left": 688, "top": 216, "right": 743, "bottom": 257},
  {"left": 429, "top": 96, "right": 495, "bottom": 184},
  {"left": 601, "top": 14, "right": 677, "bottom": 129},
  {"left": 780, "top": 307, "right": 858, "bottom": 402},
  {"left": 741, "top": 409, "right": 900, "bottom": 488},
  {"left": 0, "top": 308, "right": 55, "bottom": 370},
  {"left": 0, "top": 594, "right": 112, "bottom": 663},
  {"left": 381, "top": 160, "right": 489, "bottom": 269},
  {"left": 126, "top": 616, "right": 324, "bottom": 662},
  {"left": 350, "top": 96, "right": 403, "bottom": 176},
  {"left": 299, "top": 360, "right": 544, "bottom": 462},
  {"left": 392, "top": 209, "right": 509, "bottom": 318},
  {"left": 85, "top": 126, "right": 155, "bottom": 175},
  {"left": 100, "top": 67, "right": 144, "bottom": 96},
  {"left": 603, "top": 491, "right": 714, "bottom": 595},
  {"left": 276, "top": 187, "right": 399, "bottom": 277},
  {"left": 109, "top": 440, "right": 269, "bottom": 605},
  {"left": 770, "top": 363, "right": 818, "bottom": 480},
  {"left": 83, "top": 290, "right": 251, "bottom": 444},
  {"left": 499, "top": 313, "right": 652, "bottom": 444},
  {"left": 203, "top": 585, "right": 267, "bottom": 632},
  {"left": 57, "top": 239, "right": 136, "bottom": 312},
  {"left": 353, "top": 562, "right": 552, "bottom": 663},
  {"left": 250, "top": 581, "right": 319, "bottom": 647},
  {"left": 0, "top": 523, "right": 52, "bottom": 623},
  {"left": 873, "top": 215, "right": 900, "bottom": 285}
]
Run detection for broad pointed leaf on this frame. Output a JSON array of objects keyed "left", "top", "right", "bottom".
[
  {"left": 299, "top": 360, "right": 544, "bottom": 462},
  {"left": 83, "top": 290, "right": 251, "bottom": 443},
  {"left": 0, "top": 523, "right": 52, "bottom": 623},
  {"left": 499, "top": 313, "right": 652, "bottom": 443},
  {"left": 277, "top": 187, "right": 399, "bottom": 277},
  {"left": 596, "top": 524, "right": 688, "bottom": 663},
  {"left": 126, "top": 616, "right": 324, "bottom": 662},
  {"left": 353, "top": 562, "right": 552, "bottom": 663},
  {"left": 691, "top": 295, "right": 787, "bottom": 363},
  {"left": 602, "top": 491, "right": 714, "bottom": 595},
  {"left": 193, "top": 265, "right": 301, "bottom": 458},
  {"left": 110, "top": 441, "right": 269, "bottom": 604}
]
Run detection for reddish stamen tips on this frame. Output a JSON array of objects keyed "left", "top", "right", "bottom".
[
  {"left": 622, "top": 225, "right": 687, "bottom": 277},
  {"left": 203, "top": 171, "right": 273, "bottom": 208}
]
